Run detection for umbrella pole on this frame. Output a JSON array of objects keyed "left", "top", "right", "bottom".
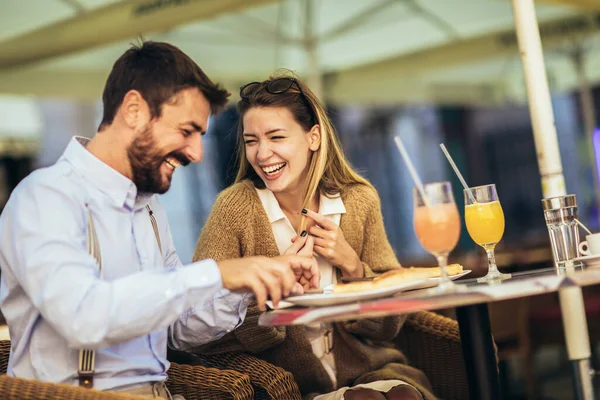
[
  {"left": 512, "top": 1, "right": 595, "bottom": 399},
  {"left": 511, "top": 0, "right": 565, "bottom": 197}
]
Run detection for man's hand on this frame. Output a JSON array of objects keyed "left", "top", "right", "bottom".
[
  {"left": 285, "top": 234, "right": 318, "bottom": 291},
  {"left": 217, "top": 256, "right": 315, "bottom": 311},
  {"left": 275, "top": 252, "right": 319, "bottom": 292}
]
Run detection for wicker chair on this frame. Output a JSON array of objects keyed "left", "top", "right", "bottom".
[
  {"left": 198, "top": 311, "right": 470, "bottom": 400},
  {"left": 0, "top": 340, "right": 258, "bottom": 400},
  {"left": 0, "top": 311, "right": 470, "bottom": 400},
  {"left": 396, "top": 311, "right": 469, "bottom": 399}
]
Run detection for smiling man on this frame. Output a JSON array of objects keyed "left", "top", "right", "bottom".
[{"left": 0, "top": 42, "right": 318, "bottom": 399}]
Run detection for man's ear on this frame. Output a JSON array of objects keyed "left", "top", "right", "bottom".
[
  {"left": 120, "top": 90, "right": 151, "bottom": 129},
  {"left": 308, "top": 124, "right": 321, "bottom": 152}
]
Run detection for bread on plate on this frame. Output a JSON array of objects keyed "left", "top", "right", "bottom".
[{"left": 332, "top": 264, "right": 463, "bottom": 294}]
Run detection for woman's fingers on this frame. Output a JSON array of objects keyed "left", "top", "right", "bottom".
[
  {"left": 284, "top": 234, "right": 307, "bottom": 255},
  {"left": 298, "top": 235, "right": 315, "bottom": 257},
  {"left": 302, "top": 209, "right": 337, "bottom": 230}
]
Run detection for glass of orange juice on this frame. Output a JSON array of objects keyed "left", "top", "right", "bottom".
[
  {"left": 413, "top": 181, "right": 461, "bottom": 291},
  {"left": 464, "top": 184, "right": 511, "bottom": 283}
]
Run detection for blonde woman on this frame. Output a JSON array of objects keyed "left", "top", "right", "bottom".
[{"left": 192, "top": 72, "right": 435, "bottom": 400}]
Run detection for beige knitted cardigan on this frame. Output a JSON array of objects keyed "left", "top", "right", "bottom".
[{"left": 191, "top": 180, "right": 435, "bottom": 399}]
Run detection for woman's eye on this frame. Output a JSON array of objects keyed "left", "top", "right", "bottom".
[
  {"left": 244, "top": 140, "right": 256, "bottom": 145},
  {"left": 182, "top": 129, "right": 192, "bottom": 136},
  {"left": 272, "top": 136, "right": 284, "bottom": 140}
]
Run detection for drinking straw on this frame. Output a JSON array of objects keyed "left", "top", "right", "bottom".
[
  {"left": 439, "top": 143, "right": 477, "bottom": 204},
  {"left": 393, "top": 136, "right": 430, "bottom": 207}
]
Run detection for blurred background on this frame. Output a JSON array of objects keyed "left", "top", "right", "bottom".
[{"left": 2, "top": 0, "right": 600, "bottom": 398}]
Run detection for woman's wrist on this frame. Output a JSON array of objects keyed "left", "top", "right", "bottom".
[{"left": 342, "top": 256, "right": 364, "bottom": 278}]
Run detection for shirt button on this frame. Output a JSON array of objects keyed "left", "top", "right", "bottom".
[
  {"left": 226, "top": 329, "right": 231, "bottom": 333},
  {"left": 165, "top": 289, "right": 173, "bottom": 299}
]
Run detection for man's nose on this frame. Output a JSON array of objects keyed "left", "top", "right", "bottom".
[{"left": 185, "top": 135, "right": 203, "bottom": 163}]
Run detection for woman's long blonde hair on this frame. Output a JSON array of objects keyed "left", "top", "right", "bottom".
[{"left": 234, "top": 70, "right": 373, "bottom": 231}]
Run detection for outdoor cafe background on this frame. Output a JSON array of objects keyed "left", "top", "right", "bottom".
[{"left": 1, "top": 0, "right": 600, "bottom": 398}]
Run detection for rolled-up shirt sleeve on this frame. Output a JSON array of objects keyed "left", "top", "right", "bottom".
[
  {"left": 0, "top": 180, "right": 247, "bottom": 350},
  {"left": 168, "top": 277, "right": 251, "bottom": 350}
]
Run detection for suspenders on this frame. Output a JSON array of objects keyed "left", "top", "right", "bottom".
[
  {"left": 146, "top": 204, "right": 163, "bottom": 257},
  {"left": 78, "top": 204, "right": 162, "bottom": 388},
  {"left": 78, "top": 209, "right": 102, "bottom": 388}
]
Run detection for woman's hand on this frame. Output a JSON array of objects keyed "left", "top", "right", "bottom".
[
  {"left": 302, "top": 209, "right": 363, "bottom": 278},
  {"left": 284, "top": 234, "right": 319, "bottom": 290}
]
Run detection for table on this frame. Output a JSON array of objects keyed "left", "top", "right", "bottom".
[{"left": 259, "top": 267, "right": 600, "bottom": 400}]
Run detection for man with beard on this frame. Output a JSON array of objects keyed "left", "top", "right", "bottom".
[{"left": 0, "top": 41, "right": 319, "bottom": 399}]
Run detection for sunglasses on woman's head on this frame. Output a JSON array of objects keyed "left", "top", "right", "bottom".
[
  {"left": 239, "top": 77, "right": 317, "bottom": 125},
  {"left": 239, "top": 78, "right": 305, "bottom": 99}
]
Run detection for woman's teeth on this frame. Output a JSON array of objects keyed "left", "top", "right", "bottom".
[
  {"left": 262, "top": 163, "right": 286, "bottom": 175},
  {"left": 164, "top": 158, "right": 181, "bottom": 170}
]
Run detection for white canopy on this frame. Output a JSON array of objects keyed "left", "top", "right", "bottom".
[{"left": 0, "top": 0, "right": 595, "bottom": 105}]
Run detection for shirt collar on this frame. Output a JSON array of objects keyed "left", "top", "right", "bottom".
[
  {"left": 319, "top": 193, "right": 346, "bottom": 216},
  {"left": 255, "top": 188, "right": 346, "bottom": 224},
  {"left": 63, "top": 136, "right": 139, "bottom": 210},
  {"left": 255, "top": 188, "right": 286, "bottom": 223}
]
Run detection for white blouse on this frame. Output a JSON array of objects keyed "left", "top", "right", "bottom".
[{"left": 255, "top": 187, "right": 346, "bottom": 388}]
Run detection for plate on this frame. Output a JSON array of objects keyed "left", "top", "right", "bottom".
[
  {"left": 572, "top": 254, "right": 600, "bottom": 267},
  {"left": 406, "top": 270, "right": 473, "bottom": 291},
  {"left": 266, "top": 300, "right": 296, "bottom": 310},
  {"left": 283, "top": 279, "right": 429, "bottom": 307}
]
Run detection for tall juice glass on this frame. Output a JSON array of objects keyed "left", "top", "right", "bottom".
[
  {"left": 464, "top": 184, "right": 511, "bottom": 283},
  {"left": 413, "top": 181, "right": 461, "bottom": 291}
]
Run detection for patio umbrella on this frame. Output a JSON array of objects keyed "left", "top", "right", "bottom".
[{"left": 0, "top": 0, "right": 588, "bottom": 105}]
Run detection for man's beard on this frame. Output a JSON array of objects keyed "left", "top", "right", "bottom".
[{"left": 127, "top": 124, "right": 189, "bottom": 194}]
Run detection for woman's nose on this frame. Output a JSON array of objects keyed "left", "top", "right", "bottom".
[{"left": 256, "top": 141, "right": 272, "bottom": 161}]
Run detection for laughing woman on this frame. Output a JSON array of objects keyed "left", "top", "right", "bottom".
[{"left": 191, "top": 71, "right": 436, "bottom": 400}]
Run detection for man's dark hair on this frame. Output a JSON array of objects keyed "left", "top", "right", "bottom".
[{"left": 98, "top": 41, "right": 230, "bottom": 131}]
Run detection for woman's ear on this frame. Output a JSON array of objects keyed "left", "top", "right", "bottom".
[{"left": 308, "top": 124, "right": 321, "bottom": 152}]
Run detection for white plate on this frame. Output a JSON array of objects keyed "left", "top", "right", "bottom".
[
  {"left": 283, "top": 279, "right": 429, "bottom": 307},
  {"left": 406, "top": 270, "right": 473, "bottom": 291},
  {"left": 572, "top": 254, "right": 600, "bottom": 267},
  {"left": 266, "top": 300, "right": 296, "bottom": 310}
]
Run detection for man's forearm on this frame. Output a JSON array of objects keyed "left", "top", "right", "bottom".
[
  {"left": 168, "top": 290, "right": 251, "bottom": 350},
  {"left": 34, "top": 260, "right": 225, "bottom": 349}
]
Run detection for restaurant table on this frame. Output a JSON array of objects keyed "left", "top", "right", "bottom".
[{"left": 259, "top": 267, "right": 600, "bottom": 400}]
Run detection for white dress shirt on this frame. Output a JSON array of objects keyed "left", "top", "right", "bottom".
[
  {"left": 0, "top": 137, "right": 249, "bottom": 391},
  {"left": 255, "top": 187, "right": 346, "bottom": 388}
]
